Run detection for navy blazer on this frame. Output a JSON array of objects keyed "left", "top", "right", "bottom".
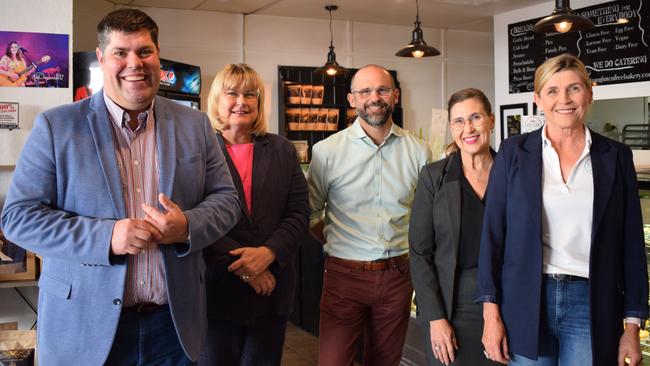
[
  {"left": 476, "top": 128, "right": 649, "bottom": 365},
  {"left": 204, "top": 133, "right": 309, "bottom": 323},
  {"left": 1, "top": 91, "right": 241, "bottom": 364}
]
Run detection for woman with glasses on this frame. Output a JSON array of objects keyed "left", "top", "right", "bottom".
[
  {"left": 410, "top": 88, "right": 498, "bottom": 366},
  {"left": 200, "top": 63, "right": 310, "bottom": 366},
  {"left": 478, "top": 54, "right": 648, "bottom": 366}
]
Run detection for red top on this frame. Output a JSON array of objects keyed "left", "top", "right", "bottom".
[{"left": 226, "top": 143, "right": 254, "bottom": 214}]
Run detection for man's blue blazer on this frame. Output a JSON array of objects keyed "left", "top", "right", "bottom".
[{"left": 1, "top": 91, "right": 240, "bottom": 365}]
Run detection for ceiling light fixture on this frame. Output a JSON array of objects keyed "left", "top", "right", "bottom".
[
  {"left": 395, "top": 0, "right": 440, "bottom": 58},
  {"left": 532, "top": 0, "right": 595, "bottom": 34},
  {"left": 314, "top": 5, "right": 347, "bottom": 77}
]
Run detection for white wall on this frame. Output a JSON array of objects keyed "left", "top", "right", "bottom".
[
  {"left": 0, "top": 0, "right": 73, "bottom": 330},
  {"left": 493, "top": 0, "right": 650, "bottom": 154},
  {"left": 74, "top": 4, "right": 494, "bottom": 152}
]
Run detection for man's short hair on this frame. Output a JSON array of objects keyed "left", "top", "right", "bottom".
[{"left": 97, "top": 8, "right": 159, "bottom": 51}]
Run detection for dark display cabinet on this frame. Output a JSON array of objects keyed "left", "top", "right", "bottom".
[{"left": 278, "top": 65, "right": 402, "bottom": 163}]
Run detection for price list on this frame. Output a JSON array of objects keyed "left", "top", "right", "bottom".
[{"left": 508, "top": 0, "right": 650, "bottom": 94}]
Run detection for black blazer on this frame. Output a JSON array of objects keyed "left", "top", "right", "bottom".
[
  {"left": 204, "top": 133, "right": 310, "bottom": 323},
  {"left": 409, "top": 151, "right": 492, "bottom": 322}
]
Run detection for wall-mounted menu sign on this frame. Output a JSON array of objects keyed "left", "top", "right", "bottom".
[{"left": 509, "top": 0, "right": 650, "bottom": 94}]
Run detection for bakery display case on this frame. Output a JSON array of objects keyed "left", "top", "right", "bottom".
[{"left": 639, "top": 180, "right": 650, "bottom": 362}]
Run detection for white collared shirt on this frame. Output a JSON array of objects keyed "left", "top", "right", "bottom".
[{"left": 541, "top": 125, "right": 593, "bottom": 278}]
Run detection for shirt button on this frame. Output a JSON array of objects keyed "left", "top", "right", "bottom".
[
  {"left": 139, "top": 279, "right": 145, "bottom": 286},
  {"left": 133, "top": 160, "right": 139, "bottom": 166},
  {"left": 113, "top": 298, "right": 122, "bottom": 306},
  {"left": 136, "top": 188, "right": 142, "bottom": 193}
]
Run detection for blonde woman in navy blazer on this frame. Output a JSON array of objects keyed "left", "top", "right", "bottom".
[
  {"left": 199, "top": 64, "right": 310, "bottom": 366},
  {"left": 477, "top": 54, "right": 648, "bottom": 366}
]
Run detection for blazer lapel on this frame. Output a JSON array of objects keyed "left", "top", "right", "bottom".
[
  {"left": 217, "top": 133, "right": 252, "bottom": 224},
  {"left": 251, "top": 135, "right": 271, "bottom": 218},
  {"left": 589, "top": 132, "right": 615, "bottom": 241},
  {"left": 154, "top": 98, "right": 177, "bottom": 201},
  {"left": 517, "top": 130, "right": 544, "bottom": 231},
  {"left": 442, "top": 154, "right": 462, "bottom": 264},
  {"left": 87, "top": 91, "right": 126, "bottom": 218}
]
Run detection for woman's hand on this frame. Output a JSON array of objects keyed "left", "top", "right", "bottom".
[
  {"left": 618, "top": 324, "right": 642, "bottom": 366},
  {"left": 228, "top": 246, "right": 276, "bottom": 277},
  {"left": 429, "top": 319, "right": 458, "bottom": 365},
  {"left": 482, "top": 303, "right": 510, "bottom": 364},
  {"left": 244, "top": 269, "right": 276, "bottom": 296}
]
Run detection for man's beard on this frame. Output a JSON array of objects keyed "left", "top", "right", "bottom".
[{"left": 357, "top": 100, "right": 393, "bottom": 127}]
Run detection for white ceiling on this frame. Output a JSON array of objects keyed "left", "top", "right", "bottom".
[{"left": 100, "top": 0, "right": 552, "bottom": 32}]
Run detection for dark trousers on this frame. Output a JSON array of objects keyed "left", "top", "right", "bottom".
[
  {"left": 421, "top": 269, "right": 499, "bottom": 366},
  {"left": 198, "top": 315, "right": 288, "bottom": 366},
  {"left": 105, "top": 304, "right": 194, "bottom": 366},
  {"left": 318, "top": 256, "right": 413, "bottom": 366}
]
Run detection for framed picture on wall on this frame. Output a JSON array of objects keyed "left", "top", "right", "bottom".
[
  {"left": 500, "top": 103, "right": 528, "bottom": 142},
  {"left": 0, "top": 230, "right": 37, "bottom": 282}
]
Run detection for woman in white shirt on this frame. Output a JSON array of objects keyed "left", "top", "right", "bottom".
[{"left": 477, "top": 53, "right": 648, "bottom": 366}]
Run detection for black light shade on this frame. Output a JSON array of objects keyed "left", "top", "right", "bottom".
[
  {"left": 395, "top": 0, "right": 440, "bottom": 58},
  {"left": 314, "top": 44, "right": 347, "bottom": 77},
  {"left": 533, "top": 0, "right": 595, "bottom": 34},
  {"left": 314, "top": 5, "right": 347, "bottom": 77}
]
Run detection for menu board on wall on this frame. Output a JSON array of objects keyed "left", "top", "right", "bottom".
[{"left": 509, "top": 0, "right": 650, "bottom": 93}]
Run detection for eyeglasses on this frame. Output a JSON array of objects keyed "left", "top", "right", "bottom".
[
  {"left": 350, "top": 86, "right": 394, "bottom": 99},
  {"left": 449, "top": 112, "right": 487, "bottom": 131},
  {"left": 222, "top": 89, "right": 259, "bottom": 101}
]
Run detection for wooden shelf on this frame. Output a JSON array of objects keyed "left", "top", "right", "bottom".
[{"left": 0, "top": 280, "right": 37, "bottom": 289}]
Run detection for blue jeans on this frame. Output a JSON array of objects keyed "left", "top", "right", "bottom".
[
  {"left": 509, "top": 277, "right": 592, "bottom": 366},
  {"left": 105, "top": 304, "right": 194, "bottom": 366}
]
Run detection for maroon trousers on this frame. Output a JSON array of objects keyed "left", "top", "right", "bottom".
[{"left": 318, "top": 256, "right": 413, "bottom": 366}]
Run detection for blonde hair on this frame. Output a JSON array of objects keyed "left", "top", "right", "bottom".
[
  {"left": 534, "top": 54, "right": 592, "bottom": 95},
  {"left": 207, "top": 63, "right": 267, "bottom": 136}
]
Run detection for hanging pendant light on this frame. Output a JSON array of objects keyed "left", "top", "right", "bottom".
[
  {"left": 395, "top": 0, "right": 440, "bottom": 58},
  {"left": 533, "top": 0, "right": 594, "bottom": 34},
  {"left": 314, "top": 5, "right": 347, "bottom": 77}
]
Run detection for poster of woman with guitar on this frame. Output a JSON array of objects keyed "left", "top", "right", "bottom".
[
  {"left": 0, "top": 31, "right": 68, "bottom": 88},
  {"left": 1, "top": 41, "right": 37, "bottom": 87}
]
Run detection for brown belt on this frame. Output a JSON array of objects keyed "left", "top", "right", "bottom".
[
  {"left": 328, "top": 253, "right": 409, "bottom": 271},
  {"left": 123, "top": 302, "right": 166, "bottom": 313}
]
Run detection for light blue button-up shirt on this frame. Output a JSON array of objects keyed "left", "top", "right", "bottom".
[{"left": 307, "top": 119, "right": 430, "bottom": 261}]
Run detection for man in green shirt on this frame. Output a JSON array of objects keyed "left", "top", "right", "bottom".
[{"left": 308, "top": 64, "right": 429, "bottom": 366}]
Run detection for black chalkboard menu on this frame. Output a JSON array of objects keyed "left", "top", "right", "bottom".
[{"left": 509, "top": 0, "right": 650, "bottom": 94}]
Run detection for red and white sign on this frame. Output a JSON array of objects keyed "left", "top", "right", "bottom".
[{"left": 0, "top": 102, "right": 19, "bottom": 130}]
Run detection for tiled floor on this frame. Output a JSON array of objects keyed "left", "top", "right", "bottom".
[
  {"left": 282, "top": 321, "right": 422, "bottom": 366},
  {"left": 282, "top": 322, "right": 320, "bottom": 366}
]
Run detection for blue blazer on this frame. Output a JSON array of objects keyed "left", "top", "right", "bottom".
[
  {"left": 204, "top": 133, "right": 309, "bottom": 323},
  {"left": 477, "top": 128, "right": 648, "bottom": 365},
  {"left": 1, "top": 91, "right": 241, "bottom": 365}
]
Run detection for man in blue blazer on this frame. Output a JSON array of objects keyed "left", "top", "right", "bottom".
[{"left": 0, "top": 9, "right": 240, "bottom": 365}]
